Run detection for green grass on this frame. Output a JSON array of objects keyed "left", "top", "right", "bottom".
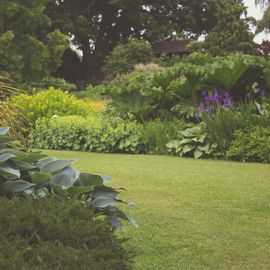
[{"left": 45, "top": 151, "right": 270, "bottom": 270}]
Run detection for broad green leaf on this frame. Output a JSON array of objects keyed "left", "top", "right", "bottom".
[
  {"left": 0, "top": 162, "right": 20, "bottom": 178},
  {"left": 79, "top": 173, "right": 103, "bottom": 187},
  {"left": 197, "top": 144, "right": 210, "bottom": 152},
  {"left": 36, "top": 157, "right": 58, "bottom": 168},
  {"left": 91, "top": 197, "right": 118, "bottom": 208},
  {"left": 91, "top": 186, "right": 120, "bottom": 198},
  {"left": 29, "top": 171, "right": 51, "bottom": 184},
  {"left": 14, "top": 161, "right": 35, "bottom": 170},
  {"left": 0, "top": 153, "right": 16, "bottom": 164},
  {"left": 194, "top": 149, "right": 204, "bottom": 159},
  {"left": 182, "top": 145, "right": 195, "bottom": 154},
  {"left": 50, "top": 167, "right": 76, "bottom": 189},
  {"left": 67, "top": 186, "right": 92, "bottom": 197},
  {"left": 0, "top": 149, "right": 28, "bottom": 161},
  {"left": 2, "top": 180, "right": 34, "bottom": 192},
  {"left": 40, "top": 159, "right": 74, "bottom": 174},
  {"left": 24, "top": 151, "right": 47, "bottom": 163}
]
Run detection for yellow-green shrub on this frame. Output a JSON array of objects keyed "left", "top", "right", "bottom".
[{"left": 11, "top": 87, "right": 96, "bottom": 122}]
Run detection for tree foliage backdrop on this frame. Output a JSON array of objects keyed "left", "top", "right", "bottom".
[{"left": 0, "top": 0, "right": 68, "bottom": 82}]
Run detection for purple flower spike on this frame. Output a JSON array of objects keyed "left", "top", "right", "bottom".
[
  {"left": 260, "top": 89, "right": 266, "bottom": 97},
  {"left": 201, "top": 90, "right": 207, "bottom": 97},
  {"left": 200, "top": 103, "right": 206, "bottom": 112}
]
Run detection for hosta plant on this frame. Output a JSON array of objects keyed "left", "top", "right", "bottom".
[
  {"left": 166, "top": 123, "right": 218, "bottom": 159},
  {"left": 0, "top": 127, "right": 136, "bottom": 229}
]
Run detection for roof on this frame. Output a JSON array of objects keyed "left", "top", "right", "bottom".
[{"left": 152, "top": 40, "right": 192, "bottom": 55}]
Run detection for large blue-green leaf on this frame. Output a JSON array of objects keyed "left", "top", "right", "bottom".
[
  {"left": 90, "top": 197, "right": 119, "bottom": 208},
  {"left": 0, "top": 162, "right": 20, "bottom": 178},
  {"left": 24, "top": 151, "right": 47, "bottom": 163},
  {"left": 0, "top": 149, "right": 28, "bottom": 161},
  {"left": 91, "top": 186, "right": 120, "bottom": 198},
  {"left": 40, "top": 159, "right": 74, "bottom": 174},
  {"left": 67, "top": 186, "right": 93, "bottom": 197},
  {"left": 36, "top": 157, "right": 58, "bottom": 168},
  {"left": 14, "top": 161, "right": 35, "bottom": 170},
  {"left": 2, "top": 180, "right": 34, "bottom": 192},
  {"left": 50, "top": 167, "right": 76, "bottom": 189},
  {"left": 0, "top": 153, "right": 16, "bottom": 164}
]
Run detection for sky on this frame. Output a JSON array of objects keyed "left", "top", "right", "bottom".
[{"left": 244, "top": 0, "right": 270, "bottom": 43}]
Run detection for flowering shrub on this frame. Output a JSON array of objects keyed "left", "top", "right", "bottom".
[
  {"left": 11, "top": 88, "right": 99, "bottom": 123},
  {"left": 199, "top": 89, "right": 234, "bottom": 114}
]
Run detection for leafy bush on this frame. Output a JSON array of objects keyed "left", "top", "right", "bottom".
[
  {"left": 0, "top": 127, "right": 136, "bottom": 228},
  {"left": 0, "top": 196, "right": 132, "bottom": 270},
  {"left": 226, "top": 126, "right": 270, "bottom": 163},
  {"left": 143, "top": 119, "right": 184, "bottom": 155},
  {"left": 29, "top": 116, "right": 144, "bottom": 154},
  {"left": 12, "top": 88, "right": 94, "bottom": 122},
  {"left": 166, "top": 123, "right": 218, "bottom": 159},
  {"left": 25, "top": 76, "right": 77, "bottom": 93},
  {"left": 104, "top": 39, "right": 154, "bottom": 79},
  {"left": 106, "top": 53, "right": 270, "bottom": 122},
  {"left": 203, "top": 102, "right": 270, "bottom": 154},
  {"left": 75, "top": 84, "right": 106, "bottom": 100}
]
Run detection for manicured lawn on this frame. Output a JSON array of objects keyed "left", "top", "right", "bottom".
[{"left": 46, "top": 150, "right": 270, "bottom": 270}]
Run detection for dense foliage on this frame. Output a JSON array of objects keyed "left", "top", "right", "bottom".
[
  {"left": 226, "top": 126, "right": 270, "bottom": 163},
  {"left": 0, "top": 127, "right": 136, "bottom": 228},
  {"left": 0, "top": 196, "right": 132, "bottom": 270},
  {"left": 142, "top": 119, "right": 183, "bottom": 155},
  {"left": 198, "top": 0, "right": 255, "bottom": 55},
  {"left": 29, "top": 116, "right": 144, "bottom": 154},
  {"left": 105, "top": 53, "right": 270, "bottom": 121},
  {"left": 12, "top": 88, "right": 96, "bottom": 123},
  {"left": 0, "top": 1, "right": 68, "bottom": 82},
  {"left": 104, "top": 39, "right": 154, "bottom": 79},
  {"left": 25, "top": 77, "right": 77, "bottom": 93},
  {"left": 46, "top": 0, "right": 220, "bottom": 82}
]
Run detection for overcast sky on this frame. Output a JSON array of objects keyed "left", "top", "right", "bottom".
[{"left": 244, "top": 0, "right": 270, "bottom": 43}]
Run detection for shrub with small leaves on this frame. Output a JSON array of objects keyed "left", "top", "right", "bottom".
[
  {"left": 11, "top": 87, "right": 92, "bottom": 123},
  {"left": 28, "top": 116, "right": 144, "bottom": 154},
  {"left": 226, "top": 126, "right": 270, "bottom": 163},
  {"left": 0, "top": 196, "right": 132, "bottom": 270}
]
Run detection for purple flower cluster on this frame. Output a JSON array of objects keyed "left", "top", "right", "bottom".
[{"left": 200, "top": 89, "right": 234, "bottom": 114}]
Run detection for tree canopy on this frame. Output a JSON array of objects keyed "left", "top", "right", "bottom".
[
  {"left": 0, "top": 0, "right": 68, "bottom": 82},
  {"left": 46, "top": 0, "right": 219, "bottom": 82}
]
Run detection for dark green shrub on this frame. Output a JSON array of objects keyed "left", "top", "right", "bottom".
[
  {"left": 28, "top": 116, "right": 144, "bottom": 154},
  {"left": 226, "top": 126, "right": 270, "bottom": 163},
  {"left": 143, "top": 119, "right": 184, "bottom": 155},
  {"left": 104, "top": 39, "right": 154, "bottom": 79},
  {"left": 0, "top": 196, "right": 132, "bottom": 270}
]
